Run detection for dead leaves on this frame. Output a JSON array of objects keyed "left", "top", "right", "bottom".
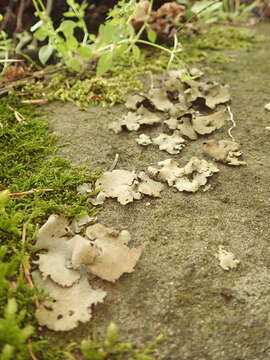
[
  {"left": 203, "top": 140, "right": 246, "bottom": 166},
  {"left": 34, "top": 271, "right": 106, "bottom": 331},
  {"left": 192, "top": 110, "right": 229, "bottom": 135},
  {"left": 148, "top": 157, "right": 219, "bottom": 192},
  {"left": 136, "top": 131, "right": 186, "bottom": 154},
  {"left": 34, "top": 217, "right": 144, "bottom": 331},
  {"left": 93, "top": 169, "right": 164, "bottom": 205},
  {"left": 86, "top": 223, "right": 145, "bottom": 282},
  {"left": 109, "top": 106, "right": 161, "bottom": 134}
]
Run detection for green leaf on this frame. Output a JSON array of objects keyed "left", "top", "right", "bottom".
[
  {"left": 58, "top": 20, "right": 76, "bottom": 36},
  {"left": 96, "top": 52, "right": 113, "bottom": 77},
  {"left": 132, "top": 44, "right": 141, "bottom": 61},
  {"left": 34, "top": 27, "right": 48, "bottom": 41},
  {"left": 39, "top": 44, "right": 54, "bottom": 65},
  {"left": 66, "top": 58, "right": 81, "bottom": 72},
  {"left": 147, "top": 29, "right": 157, "bottom": 43},
  {"left": 77, "top": 45, "right": 93, "bottom": 60},
  {"left": 66, "top": 35, "right": 78, "bottom": 51}
]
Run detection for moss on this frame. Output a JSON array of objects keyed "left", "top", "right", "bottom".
[{"left": 19, "top": 24, "right": 262, "bottom": 109}]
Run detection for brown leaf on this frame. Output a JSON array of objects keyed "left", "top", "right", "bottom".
[{"left": 85, "top": 224, "right": 145, "bottom": 282}]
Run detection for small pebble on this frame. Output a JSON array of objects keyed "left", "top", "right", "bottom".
[{"left": 264, "top": 103, "right": 270, "bottom": 112}]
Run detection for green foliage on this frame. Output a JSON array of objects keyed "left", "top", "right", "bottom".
[
  {"left": 0, "top": 190, "right": 23, "bottom": 237},
  {"left": 0, "top": 298, "right": 33, "bottom": 360},
  {"left": 0, "top": 246, "right": 39, "bottom": 360},
  {"left": 0, "top": 14, "right": 16, "bottom": 75},
  {"left": 31, "top": 0, "right": 181, "bottom": 75},
  {"left": 81, "top": 323, "right": 162, "bottom": 360},
  {"left": 184, "top": 0, "right": 258, "bottom": 24},
  {"left": 31, "top": 0, "right": 93, "bottom": 71}
]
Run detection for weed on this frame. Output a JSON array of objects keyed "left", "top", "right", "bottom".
[{"left": 31, "top": 0, "right": 181, "bottom": 75}]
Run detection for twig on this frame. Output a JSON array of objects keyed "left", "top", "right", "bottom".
[
  {"left": 227, "top": 105, "right": 236, "bottom": 142},
  {"left": 108, "top": 154, "right": 119, "bottom": 172},
  {"left": 22, "top": 259, "right": 40, "bottom": 308},
  {"left": 10, "top": 188, "right": 53, "bottom": 197},
  {"left": 27, "top": 339, "right": 39, "bottom": 360},
  {"left": 21, "top": 225, "right": 40, "bottom": 309},
  {"left": 46, "top": 0, "right": 53, "bottom": 16},
  {"left": 7, "top": 104, "right": 26, "bottom": 124},
  {"left": 21, "top": 99, "right": 48, "bottom": 105},
  {"left": 15, "top": 0, "right": 25, "bottom": 33}
]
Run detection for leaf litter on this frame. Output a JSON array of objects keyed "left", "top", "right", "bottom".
[
  {"left": 203, "top": 140, "right": 246, "bottom": 166},
  {"left": 148, "top": 157, "right": 219, "bottom": 193},
  {"left": 91, "top": 169, "right": 164, "bottom": 205},
  {"left": 33, "top": 216, "right": 145, "bottom": 331},
  {"left": 136, "top": 131, "right": 186, "bottom": 154},
  {"left": 33, "top": 67, "right": 247, "bottom": 332}
]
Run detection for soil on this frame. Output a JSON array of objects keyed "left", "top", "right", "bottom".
[{"left": 45, "top": 24, "right": 270, "bottom": 360}]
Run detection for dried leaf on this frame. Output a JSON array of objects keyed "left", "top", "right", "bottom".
[
  {"left": 177, "top": 118, "right": 198, "bottom": 140},
  {"left": 203, "top": 140, "right": 246, "bottom": 166},
  {"left": 148, "top": 159, "right": 184, "bottom": 186},
  {"left": 70, "top": 235, "right": 99, "bottom": 270},
  {"left": 185, "top": 81, "right": 230, "bottom": 109},
  {"left": 164, "top": 117, "right": 178, "bottom": 130},
  {"left": 202, "top": 83, "right": 230, "bottom": 109},
  {"left": 37, "top": 245, "right": 80, "bottom": 287},
  {"left": 109, "top": 107, "right": 161, "bottom": 134},
  {"left": 35, "top": 214, "right": 71, "bottom": 251},
  {"left": 152, "top": 131, "right": 185, "bottom": 154},
  {"left": 146, "top": 88, "right": 173, "bottom": 111},
  {"left": 125, "top": 94, "right": 144, "bottom": 110},
  {"left": 192, "top": 109, "right": 228, "bottom": 135},
  {"left": 85, "top": 224, "right": 145, "bottom": 282},
  {"left": 34, "top": 271, "right": 106, "bottom": 331},
  {"left": 136, "top": 134, "right": 152, "bottom": 146},
  {"left": 34, "top": 215, "right": 81, "bottom": 287},
  {"left": 95, "top": 170, "right": 141, "bottom": 205},
  {"left": 137, "top": 171, "right": 164, "bottom": 197},
  {"left": 169, "top": 104, "right": 190, "bottom": 118},
  {"left": 174, "top": 157, "right": 219, "bottom": 192},
  {"left": 137, "top": 105, "right": 162, "bottom": 125},
  {"left": 148, "top": 157, "right": 219, "bottom": 192},
  {"left": 215, "top": 246, "right": 240, "bottom": 271}
]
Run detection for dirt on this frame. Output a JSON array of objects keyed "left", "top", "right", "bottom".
[{"left": 46, "top": 24, "right": 270, "bottom": 360}]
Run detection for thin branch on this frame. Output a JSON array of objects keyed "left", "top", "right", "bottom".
[
  {"left": 21, "top": 99, "right": 48, "bottom": 105},
  {"left": 108, "top": 153, "right": 119, "bottom": 172},
  {"left": 27, "top": 339, "right": 39, "bottom": 360},
  {"left": 10, "top": 188, "right": 53, "bottom": 197},
  {"left": 15, "top": 0, "right": 25, "bottom": 34},
  {"left": 46, "top": 0, "right": 53, "bottom": 17},
  {"left": 21, "top": 226, "right": 40, "bottom": 309},
  {"left": 227, "top": 105, "right": 236, "bottom": 142}
]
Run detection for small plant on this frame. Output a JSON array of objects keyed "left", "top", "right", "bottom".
[
  {"left": 0, "top": 298, "right": 33, "bottom": 360},
  {"left": 0, "top": 14, "right": 17, "bottom": 76},
  {"left": 31, "top": 0, "right": 93, "bottom": 71},
  {"left": 185, "top": 0, "right": 258, "bottom": 24},
  {"left": 81, "top": 322, "right": 162, "bottom": 360},
  {"left": 0, "top": 190, "right": 22, "bottom": 237},
  {"left": 31, "top": 0, "right": 182, "bottom": 75}
]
